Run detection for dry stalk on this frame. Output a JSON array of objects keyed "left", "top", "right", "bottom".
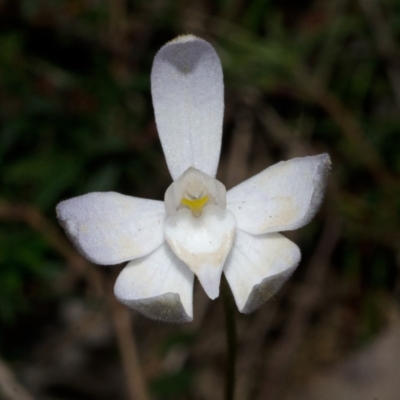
[
  {"left": 0, "top": 199, "right": 151, "bottom": 400},
  {"left": 257, "top": 210, "right": 342, "bottom": 400},
  {"left": 0, "top": 357, "right": 35, "bottom": 400}
]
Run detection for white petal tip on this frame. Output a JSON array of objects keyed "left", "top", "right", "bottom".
[
  {"left": 241, "top": 267, "right": 297, "bottom": 314},
  {"left": 196, "top": 270, "right": 221, "bottom": 300},
  {"left": 224, "top": 231, "right": 301, "bottom": 314},
  {"left": 208, "top": 292, "right": 219, "bottom": 300},
  {"left": 167, "top": 34, "right": 199, "bottom": 45},
  {"left": 113, "top": 244, "right": 194, "bottom": 324},
  {"left": 320, "top": 152, "right": 332, "bottom": 167},
  {"left": 164, "top": 206, "right": 235, "bottom": 301},
  {"left": 114, "top": 291, "right": 193, "bottom": 324}
]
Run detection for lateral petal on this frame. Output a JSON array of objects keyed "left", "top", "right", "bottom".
[
  {"left": 164, "top": 205, "right": 236, "bottom": 300},
  {"left": 56, "top": 192, "right": 165, "bottom": 265},
  {"left": 114, "top": 243, "right": 194, "bottom": 323},
  {"left": 151, "top": 35, "right": 224, "bottom": 180},
  {"left": 224, "top": 230, "right": 301, "bottom": 313},
  {"left": 227, "top": 154, "right": 331, "bottom": 234}
]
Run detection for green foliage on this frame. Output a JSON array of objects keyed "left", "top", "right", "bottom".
[
  {"left": 150, "top": 369, "right": 193, "bottom": 398},
  {"left": 0, "top": 225, "right": 61, "bottom": 325}
]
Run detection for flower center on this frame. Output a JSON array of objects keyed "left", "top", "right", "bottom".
[
  {"left": 181, "top": 195, "right": 210, "bottom": 217},
  {"left": 164, "top": 167, "right": 226, "bottom": 217}
]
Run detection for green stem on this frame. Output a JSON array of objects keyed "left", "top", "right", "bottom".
[{"left": 221, "top": 277, "right": 236, "bottom": 400}]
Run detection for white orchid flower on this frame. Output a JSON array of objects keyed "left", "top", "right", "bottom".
[{"left": 56, "top": 35, "right": 330, "bottom": 323}]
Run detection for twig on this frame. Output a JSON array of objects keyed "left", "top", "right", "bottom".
[
  {"left": 0, "top": 357, "right": 35, "bottom": 400},
  {"left": 0, "top": 200, "right": 103, "bottom": 295},
  {"left": 314, "top": 0, "right": 350, "bottom": 87},
  {"left": 291, "top": 66, "right": 397, "bottom": 187},
  {"left": 257, "top": 210, "right": 342, "bottom": 400},
  {"left": 0, "top": 199, "right": 151, "bottom": 400},
  {"left": 256, "top": 103, "right": 314, "bottom": 156},
  {"left": 236, "top": 301, "right": 282, "bottom": 400},
  {"left": 224, "top": 106, "right": 254, "bottom": 189},
  {"left": 187, "top": 12, "right": 398, "bottom": 188},
  {"left": 108, "top": 284, "right": 151, "bottom": 400},
  {"left": 358, "top": 0, "right": 400, "bottom": 110},
  {"left": 109, "top": 0, "right": 128, "bottom": 35}
]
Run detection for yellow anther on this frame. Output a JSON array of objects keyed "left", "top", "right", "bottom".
[{"left": 181, "top": 195, "right": 209, "bottom": 217}]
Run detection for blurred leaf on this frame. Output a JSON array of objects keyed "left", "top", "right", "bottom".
[
  {"left": 83, "top": 163, "right": 120, "bottom": 192},
  {"left": 150, "top": 370, "right": 193, "bottom": 398}
]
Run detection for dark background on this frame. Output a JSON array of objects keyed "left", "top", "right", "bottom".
[{"left": 0, "top": 0, "right": 399, "bottom": 399}]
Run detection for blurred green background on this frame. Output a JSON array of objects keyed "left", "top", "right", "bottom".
[{"left": 0, "top": 0, "right": 399, "bottom": 399}]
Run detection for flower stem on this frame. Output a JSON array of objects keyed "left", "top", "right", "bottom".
[{"left": 221, "top": 277, "right": 236, "bottom": 400}]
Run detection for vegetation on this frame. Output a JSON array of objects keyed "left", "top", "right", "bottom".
[{"left": 0, "top": 0, "right": 399, "bottom": 399}]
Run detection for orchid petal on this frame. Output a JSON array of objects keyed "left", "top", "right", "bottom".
[
  {"left": 227, "top": 154, "right": 330, "bottom": 234},
  {"left": 224, "top": 230, "right": 301, "bottom": 313},
  {"left": 114, "top": 243, "right": 194, "bottom": 323},
  {"left": 56, "top": 192, "right": 165, "bottom": 265},
  {"left": 151, "top": 35, "right": 224, "bottom": 179},
  {"left": 164, "top": 205, "right": 236, "bottom": 299}
]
